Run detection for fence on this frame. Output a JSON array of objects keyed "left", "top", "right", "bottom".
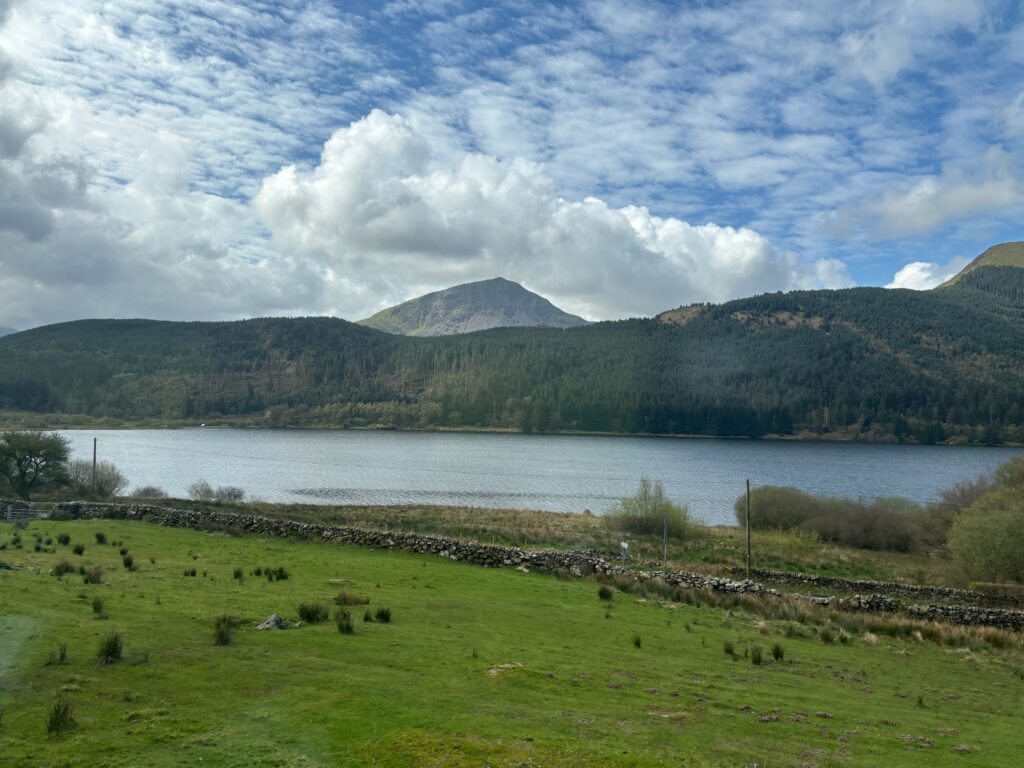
[{"left": 3, "top": 502, "right": 50, "bottom": 523}]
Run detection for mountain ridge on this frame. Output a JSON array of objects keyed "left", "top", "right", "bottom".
[{"left": 358, "top": 277, "right": 590, "bottom": 336}]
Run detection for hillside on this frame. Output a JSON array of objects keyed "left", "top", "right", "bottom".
[
  {"left": 358, "top": 277, "right": 589, "bottom": 336},
  {"left": 3, "top": 246, "right": 1024, "bottom": 443},
  {"left": 0, "top": 326, "right": 17, "bottom": 337},
  {"left": 939, "top": 241, "right": 1024, "bottom": 287}
]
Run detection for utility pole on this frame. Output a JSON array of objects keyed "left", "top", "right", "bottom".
[
  {"left": 92, "top": 437, "right": 98, "bottom": 496},
  {"left": 745, "top": 479, "right": 751, "bottom": 580}
]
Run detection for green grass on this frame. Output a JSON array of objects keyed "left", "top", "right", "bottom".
[{"left": 1, "top": 518, "right": 1021, "bottom": 766}]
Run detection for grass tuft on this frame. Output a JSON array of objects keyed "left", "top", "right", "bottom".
[
  {"left": 598, "top": 584, "right": 614, "bottom": 601},
  {"left": 214, "top": 615, "right": 235, "bottom": 646},
  {"left": 772, "top": 642, "right": 784, "bottom": 661},
  {"left": 750, "top": 645, "right": 763, "bottom": 665},
  {"left": 336, "top": 589, "right": 370, "bottom": 607},
  {"left": 374, "top": 606, "right": 392, "bottom": 624},
  {"left": 336, "top": 609, "right": 355, "bottom": 635},
  {"left": 297, "top": 602, "right": 331, "bottom": 624},
  {"left": 97, "top": 632, "right": 123, "bottom": 665},
  {"left": 45, "top": 693, "right": 76, "bottom": 738}
]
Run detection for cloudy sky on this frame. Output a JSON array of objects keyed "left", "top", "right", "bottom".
[{"left": 1, "top": 0, "right": 1023, "bottom": 329}]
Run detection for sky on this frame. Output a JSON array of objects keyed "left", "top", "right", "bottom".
[{"left": 1, "top": 0, "right": 1023, "bottom": 329}]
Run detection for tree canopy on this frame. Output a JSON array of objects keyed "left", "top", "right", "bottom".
[{"left": 0, "top": 431, "right": 71, "bottom": 501}]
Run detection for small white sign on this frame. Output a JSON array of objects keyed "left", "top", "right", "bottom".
[{"left": 620, "top": 541, "right": 629, "bottom": 549}]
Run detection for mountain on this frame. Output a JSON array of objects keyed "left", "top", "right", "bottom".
[
  {"left": 0, "top": 327, "right": 17, "bottom": 337},
  {"left": 2, "top": 243, "right": 1024, "bottom": 443},
  {"left": 358, "top": 277, "right": 589, "bottom": 336},
  {"left": 939, "top": 241, "right": 1024, "bottom": 287}
]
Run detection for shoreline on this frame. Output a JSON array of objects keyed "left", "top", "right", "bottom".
[{"left": 1, "top": 412, "right": 1020, "bottom": 448}]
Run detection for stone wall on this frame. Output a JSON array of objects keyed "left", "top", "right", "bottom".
[{"left": 51, "top": 501, "right": 1024, "bottom": 632}]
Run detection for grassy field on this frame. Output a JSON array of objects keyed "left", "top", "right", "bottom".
[
  {"left": 158, "top": 497, "right": 959, "bottom": 586},
  {"left": 2, "top": 518, "right": 1022, "bottom": 767}
]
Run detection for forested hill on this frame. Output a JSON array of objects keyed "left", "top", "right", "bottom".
[{"left": 2, "top": 261, "right": 1024, "bottom": 443}]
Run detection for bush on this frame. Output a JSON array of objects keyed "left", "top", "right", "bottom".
[
  {"left": 45, "top": 693, "right": 76, "bottom": 738},
  {"left": 605, "top": 478, "right": 694, "bottom": 539},
  {"left": 214, "top": 615, "right": 235, "bottom": 646},
  {"left": 364, "top": 610, "right": 374, "bottom": 623},
  {"left": 83, "top": 567, "right": 103, "bottom": 585},
  {"left": 723, "top": 640, "right": 735, "bottom": 657},
  {"left": 213, "top": 486, "right": 245, "bottom": 503},
  {"left": 72, "top": 544, "right": 84, "bottom": 556},
  {"left": 68, "top": 459, "right": 128, "bottom": 498},
  {"left": 735, "top": 486, "right": 925, "bottom": 552},
  {"left": 819, "top": 627, "right": 835, "bottom": 645},
  {"left": 297, "top": 602, "right": 330, "bottom": 623},
  {"left": 57, "top": 533, "right": 70, "bottom": 546},
  {"left": 187, "top": 479, "right": 215, "bottom": 502},
  {"left": 336, "top": 609, "right": 355, "bottom": 634},
  {"left": 374, "top": 606, "right": 392, "bottom": 624},
  {"left": 131, "top": 485, "right": 168, "bottom": 499},
  {"left": 53, "top": 560, "right": 75, "bottom": 578},
  {"left": 122, "top": 554, "right": 134, "bottom": 570},
  {"left": 232, "top": 568, "right": 243, "bottom": 580},
  {"left": 97, "top": 632, "right": 123, "bottom": 664},
  {"left": 948, "top": 487, "right": 1024, "bottom": 582},
  {"left": 598, "top": 584, "right": 614, "bottom": 601},
  {"left": 772, "top": 642, "right": 784, "bottom": 661},
  {"left": 750, "top": 645, "right": 763, "bottom": 665}
]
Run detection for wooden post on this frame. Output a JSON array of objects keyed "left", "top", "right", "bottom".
[
  {"left": 745, "top": 479, "right": 751, "bottom": 579},
  {"left": 92, "top": 437, "right": 97, "bottom": 496},
  {"left": 663, "top": 514, "right": 668, "bottom": 567}
]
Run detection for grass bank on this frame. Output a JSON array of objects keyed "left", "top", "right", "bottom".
[{"left": 1, "top": 518, "right": 1021, "bottom": 766}]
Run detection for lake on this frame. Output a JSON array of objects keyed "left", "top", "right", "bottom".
[{"left": 58, "top": 429, "right": 1023, "bottom": 526}]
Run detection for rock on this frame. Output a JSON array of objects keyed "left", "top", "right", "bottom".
[{"left": 256, "top": 613, "right": 288, "bottom": 630}]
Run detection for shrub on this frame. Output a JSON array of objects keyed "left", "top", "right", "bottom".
[
  {"left": 213, "top": 486, "right": 245, "bottom": 503},
  {"left": 374, "top": 606, "right": 392, "bottom": 624},
  {"left": 53, "top": 560, "right": 75, "bottom": 578},
  {"left": 45, "top": 693, "right": 76, "bottom": 738},
  {"left": 68, "top": 459, "right": 128, "bottom": 498},
  {"left": 72, "top": 544, "right": 84, "bottom": 556},
  {"left": 122, "top": 554, "right": 134, "bottom": 570},
  {"left": 297, "top": 602, "right": 330, "bottom": 623},
  {"left": 97, "top": 632, "right": 123, "bottom": 664},
  {"left": 131, "top": 485, "right": 168, "bottom": 499},
  {"left": 188, "top": 479, "right": 215, "bottom": 502},
  {"left": 92, "top": 596, "right": 106, "bottom": 617},
  {"left": 336, "top": 589, "right": 369, "bottom": 607},
  {"left": 94, "top": 532, "right": 107, "bottom": 545},
  {"left": 119, "top": 547, "right": 128, "bottom": 556},
  {"left": 83, "top": 567, "right": 103, "bottom": 585},
  {"left": 605, "top": 478, "right": 695, "bottom": 539},
  {"left": 336, "top": 609, "right": 355, "bottom": 635},
  {"left": 57, "top": 533, "right": 70, "bottom": 546},
  {"left": 274, "top": 566, "right": 288, "bottom": 581},
  {"left": 948, "top": 487, "right": 1024, "bottom": 582},
  {"left": 772, "top": 642, "right": 784, "bottom": 661},
  {"left": 214, "top": 615, "right": 235, "bottom": 646},
  {"left": 723, "top": 640, "right": 735, "bottom": 657},
  {"left": 750, "top": 645, "right": 763, "bottom": 665},
  {"left": 819, "top": 627, "right": 835, "bottom": 645},
  {"left": 364, "top": 610, "right": 374, "bottom": 623},
  {"left": 598, "top": 584, "right": 614, "bottom": 601},
  {"left": 232, "top": 568, "right": 243, "bottom": 580}
]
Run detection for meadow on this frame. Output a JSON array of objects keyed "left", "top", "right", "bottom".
[{"left": 1, "top": 518, "right": 1022, "bottom": 766}]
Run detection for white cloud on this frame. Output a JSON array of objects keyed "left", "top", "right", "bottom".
[
  {"left": 257, "top": 111, "right": 849, "bottom": 319},
  {"left": 828, "top": 147, "right": 1024, "bottom": 237},
  {"left": 886, "top": 256, "right": 972, "bottom": 290}
]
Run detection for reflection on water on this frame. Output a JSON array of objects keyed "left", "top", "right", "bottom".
[{"left": 58, "top": 429, "right": 1024, "bottom": 525}]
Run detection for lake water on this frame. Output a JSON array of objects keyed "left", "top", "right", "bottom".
[{"left": 58, "top": 429, "right": 1024, "bottom": 526}]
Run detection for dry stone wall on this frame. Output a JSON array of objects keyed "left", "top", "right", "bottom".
[{"left": 48, "top": 501, "right": 1024, "bottom": 632}]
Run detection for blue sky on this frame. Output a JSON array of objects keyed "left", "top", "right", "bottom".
[{"left": 1, "top": 0, "right": 1023, "bottom": 327}]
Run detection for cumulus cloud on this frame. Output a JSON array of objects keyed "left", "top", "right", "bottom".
[
  {"left": 257, "top": 111, "right": 849, "bottom": 319},
  {"left": 886, "top": 256, "right": 972, "bottom": 290},
  {"left": 828, "top": 147, "right": 1024, "bottom": 238}
]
